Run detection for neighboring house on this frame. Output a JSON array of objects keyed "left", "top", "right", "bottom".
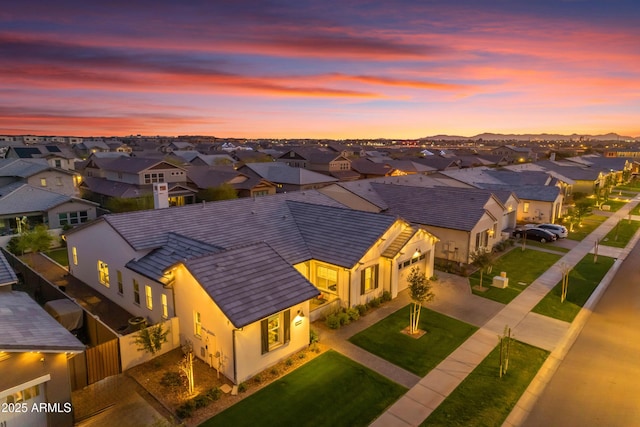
[
  {"left": 0, "top": 258, "right": 85, "bottom": 427},
  {"left": 370, "top": 159, "right": 436, "bottom": 175},
  {"left": 63, "top": 191, "right": 437, "bottom": 383},
  {"left": 350, "top": 158, "right": 396, "bottom": 178},
  {"left": 238, "top": 162, "right": 338, "bottom": 192},
  {"left": 320, "top": 179, "right": 515, "bottom": 263},
  {"left": 78, "top": 156, "right": 195, "bottom": 206},
  {"left": 73, "top": 140, "right": 110, "bottom": 158},
  {"left": 186, "top": 166, "right": 277, "bottom": 198},
  {"left": 5, "top": 145, "right": 77, "bottom": 170},
  {"left": 160, "top": 141, "right": 195, "bottom": 153},
  {"left": 491, "top": 145, "right": 537, "bottom": 163},
  {"left": 0, "top": 183, "right": 99, "bottom": 232},
  {"left": 0, "top": 158, "right": 80, "bottom": 197},
  {"left": 276, "top": 148, "right": 354, "bottom": 179}
]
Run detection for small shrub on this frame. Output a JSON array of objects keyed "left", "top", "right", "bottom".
[
  {"left": 238, "top": 382, "right": 248, "bottom": 393},
  {"left": 346, "top": 307, "right": 360, "bottom": 321},
  {"left": 507, "top": 238, "right": 515, "bottom": 247},
  {"left": 309, "top": 328, "right": 319, "bottom": 344},
  {"left": 285, "top": 358, "right": 293, "bottom": 367},
  {"left": 368, "top": 297, "right": 381, "bottom": 308},
  {"left": 193, "top": 394, "right": 209, "bottom": 409},
  {"left": 253, "top": 374, "right": 262, "bottom": 384},
  {"left": 356, "top": 304, "right": 368, "bottom": 316},
  {"left": 270, "top": 367, "right": 279, "bottom": 376},
  {"left": 159, "top": 371, "right": 182, "bottom": 387},
  {"left": 325, "top": 313, "right": 340, "bottom": 329},
  {"left": 337, "top": 311, "right": 350, "bottom": 326},
  {"left": 381, "top": 291, "right": 392, "bottom": 302},
  {"left": 205, "top": 387, "right": 222, "bottom": 401},
  {"left": 430, "top": 275, "right": 438, "bottom": 281},
  {"left": 298, "top": 352, "right": 306, "bottom": 360},
  {"left": 176, "top": 399, "right": 196, "bottom": 419}
]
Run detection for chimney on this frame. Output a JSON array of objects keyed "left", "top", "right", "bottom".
[{"left": 153, "top": 183, "right": 169, "bottom": 209}]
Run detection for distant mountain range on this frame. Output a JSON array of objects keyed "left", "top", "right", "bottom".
[{"left": 422, "top": 132, "right": 639, "bottom": 142}]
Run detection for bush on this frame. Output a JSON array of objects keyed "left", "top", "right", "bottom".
[
  {"left": 193, "top": 394, "right": 210, "bottom": 409},
  {"left": 346, "top": 307, "right": 360, "bottom": 321},
  {"left": 205, "top": 387, "right": 222, "bottom": 401},
  {"left": 285, "top": 358, "right": 293, "bottom": 367},
  {"left": 159, "top": 371, "right": 183, "bottom": 387},
  {"left": 356, "top": 304, "right": 368, "bottom": 316},
  {"left": 368, "top": 297, "right": 381, "bottom": 308},
  {"left": 270, "top": 367, "right": 279, "bottom": 376},
  {"left": 176, "top": 399, "right": 196, "bottom": 419},
  {"left": 325, "top": 313, "right": 340, "bottom": 329},
  {"left": 382, "top": 291, "right": 392, "bottom": 302},
  {"left": 253, "top": 374, "right": 262, "bottom": 384},
  {"left": 6, "top": 236, "right": 21, "bottom": 255},
  {"left": 309, "top": 328, "right": 319, "bottom": 344},
  {"left": 298, "top": 352, "right": 306, "bottom": 360},
  {"left": 238, "top": 382, "right": 248, "bottom": 393},
  {"left": 337, "top": 311, "right": 350, "bottom": 326}
]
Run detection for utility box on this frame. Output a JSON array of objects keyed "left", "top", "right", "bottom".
[{"left": 492, "top": 276, "right": 509, "bottom": 288}]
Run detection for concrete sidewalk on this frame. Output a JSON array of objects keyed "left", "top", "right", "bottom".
[{"left": 358, "top": 198, "right": 640, "bottom": 427}]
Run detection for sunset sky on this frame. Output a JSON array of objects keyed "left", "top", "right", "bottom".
[{"left": 1, "top": 1, "right": 639, "bottom": 139}]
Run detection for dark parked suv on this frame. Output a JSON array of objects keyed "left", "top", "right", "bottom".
[{"left": 513, "top": 227, "right": 557, "bottom": 243}]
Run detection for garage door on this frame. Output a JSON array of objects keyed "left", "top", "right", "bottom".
[
  {"left": 397, "top": 252, "right": 428, "bottom": 292},
  {"left": 0, "top": 381, "right": 47, "bottom": 427}
]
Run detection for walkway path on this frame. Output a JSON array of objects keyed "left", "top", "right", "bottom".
[{"left": 318, "top": 196, "right": 640, "bottom": 427}]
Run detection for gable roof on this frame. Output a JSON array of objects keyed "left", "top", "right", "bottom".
[
  {"left": 241, "top": 163, "right": 338, "bottom": 185},
  {"left": 0, "top": 183, "right": 97, "bottom": 215},
  {"left": 91, "top": 157, "right": 185, "bottom": 174},
  {"left": 183, "top": 242, "right": 318, "bottom": 328},
  {"left": 0, "top": 251, "right": 17, "bottom": 287},
  {"left": 370, "top": 183, "right": 498, "bottom": 231},
  {"left": 0, "top": 292, "right": 85, "bottom": 352},
  {"left": 0, "top": 158, "right": 50, "bottom": 178}
]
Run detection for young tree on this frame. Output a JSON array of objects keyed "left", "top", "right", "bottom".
[
  {"left": 134, "top": 323, "right": 170, "bottom": 355},
  {"left": 8, "top": 224, "right": 55, "bottom": 255},
  {"left": 407, "top": 266, "right": 434, "bottom": 335},
  {"left": 471, "top": 248, "right": 493, "bottom": 290}
]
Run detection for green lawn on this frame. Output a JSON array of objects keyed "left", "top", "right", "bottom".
[
  {"left": 422, "top": 340, "right": 549, "bottom": 427},
  {"left": 598, "top": 199, "right": 628, "bottom": 212},
  {"left": 520, "top": 240, "right": 570, "bottom": 253},
  {"left": 631, "top": 204, "right": 640, "bottom": 216},
  {"left": 45, "top": 248, "right": 69, "bottom": 266},
  {"left": 566, "top": 214, "right": 607, "bottom": 241},
  {"left": 349, "top": 305, "right": 477, "bottom": 376},
  {"left": 614, "top": 181, "right": 640, "bottom": 191},
  {"left": 532, "top": 255, "right": 615, "bottom": 322},
  {"left": 470, "top": 249, "right": 561, "bottom": 304},
  {"left": 201, "top": 351, "right": 406, "bottom": 427},
  {"left": 600, "top": 220, "right": 640, "bottom": 248}
]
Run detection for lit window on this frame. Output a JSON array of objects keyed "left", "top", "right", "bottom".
[
  {"left": 261, "top": 310, "right": 290, "bottom": 354},
  {"left": 72, "top": 247, "right": 78, "bottom": 265},
  {"left": 523, "top": 202, "right": 530, "bottom": 213},
  {"left": 133, "top": 280, "right": 140, "bottom": 305},
  {"left": 40, "top": 178, "right": 47, "bottom": 187},
  {"left": 161, "top": 294, "right": 168, "bottom": 319},
  {"left": 360, "top": 264, "right": 379, "bottom": 295},
  {"left": 194, "top": 311, "right": 202, "bottom": 337},
  {"left": 145, "top": 285, "right": 153, "bottom": 310},
  {"left": 117, "top": 270, "right": 123, "bottom": 295},
  {"left": 316, "top": 265, "right": 338, "bottom": 293},
  {"left": 97, "top": 260, "right": 109, "bottom": 287}
]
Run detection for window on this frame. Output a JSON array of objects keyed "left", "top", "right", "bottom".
[
  {"left": 56, "top": 177, "right": 62, "bottom": 186},
  {"left": 54, "top": 159, "right": 62, "bottom": 168},
  {"left": 145, "top": 285, "right": 153, "bottom": 310},
  {"left": 40, "top": 178, "right": 47, "bottom": 187},
  {"left": 97, "top": 260, "right": 109, "bottom": 287},
  {"left": 72, "top": 247, "right": 78, "bottom": 265},
  {"left": 253, "top": 190, "right": 270, "bottom": 197},
  {"left": 161, "top": 294, "right": 168, "bottom": 319},
  {"left": 261, "top": 310, "right": 290, "bottom": 354},
  {"left": 523, "top": 202, "right": 530, "bottom": 213},
  {"left": 144, "top": 172, "right": 165, "bottom": 184},
  {"left": 117, "top": 270, "right": 123, "bottom": 295},
  {"left": 316, "top": 265, "right": 338, "bottom": 293},
  {"left": 475, "top": 230, "right": 489, "bottom": 249},
  {"left": 360, "top": 264, "right": 379, "bottom": 294},
  {"left": 58, "top": 211, "right": 89, "bottom": 226},
  {"left": 5, "top": 385, "right": 39, "bottom": 404},
  {"left": 133, "top": 279, "right": 140, "bottom": 305},
  {"left": 194, "top": 311, "right": 202, "bottom": 337}
]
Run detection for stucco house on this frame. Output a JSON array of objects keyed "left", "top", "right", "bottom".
[
  {"left": 0, "top": 158, "right": 81, "bottom": 197},
  {"left": 0, "top": 257, "right": 85, "bottom": 427},
  {"left": 63, "top": 191, "right": 437, "bottom": 383}
]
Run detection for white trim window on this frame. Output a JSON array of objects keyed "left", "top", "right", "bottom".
[
  {"left": 194, "top": 311, "right": 202, "bottom": 337},
  {"left": 260, "top": 310, "right": 290, "bottom": 354},
  {"left": 161, "top": 294, "right": 168, "bottom": 319},
  {"left": 133, "top": 279, "right": 140, "bottom": 305},
  {"left": 145, "top": 285, "right": 153, "bottom": 310},
  {"left": 97, "top": 260, "right": 109, "bottom": 287}
]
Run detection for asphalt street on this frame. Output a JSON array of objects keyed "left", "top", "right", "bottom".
[{"left": 522, "top": 240, "right": 640, "bottom": 426}]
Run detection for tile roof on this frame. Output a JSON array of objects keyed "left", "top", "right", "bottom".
[
  {"left": 127, "top": 233, "right": 224, "bottom": 281},
  {"left": 0, "top": 251, "right": 18, "bottom": 287},
  {"left": 0, "top": 158, "right": 50, "bottom": 178},
  {"left": 479, "top": 184, "right": 560, "bottom": 202},
  {"left": 184, "top": 242, "right": 318, "bottom": 328},
  {"left": 382, "top": 227, "right": 417, "bottom": 258},
  {"left": 80, "top": 176, "right": 149, "bottom": 198},
  {"left": 0, "top": 291, "right": 85, "bottom": 352},
  {"left": 370, "top": 183, "right": 495, "bottom": 231},
  {"left": 0, "top": 184, "right": 92, "bottom": 215},
  {"left": 241, "top": 163, "right": 338, "bottom": 185}
]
